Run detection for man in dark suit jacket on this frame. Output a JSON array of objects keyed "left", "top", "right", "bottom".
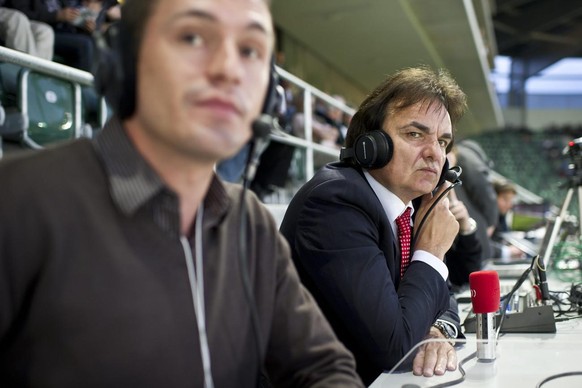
[
  {"left": 445, "top": 149, "right": 484, "bottom": 290},
  {"left": 280, "top": 66, "right": 467, "bottom": 385},
  {"left": 455, "top": 139, "right": 499, "bottom": 259}
]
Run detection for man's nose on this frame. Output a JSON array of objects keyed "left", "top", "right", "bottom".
[
  {"left": 422, "top": 138, "right": 443, "bottom": 160},
  {"left": 207, "top": 40, "right": 243, "bottom": 84}
]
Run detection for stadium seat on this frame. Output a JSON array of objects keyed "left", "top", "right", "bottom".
[{"left": 18, "top": 68, "right": 82, "bottom": 148}]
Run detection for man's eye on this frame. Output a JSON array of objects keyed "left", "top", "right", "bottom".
[
  {"left": 183, "top": 33, "right": 204, "bottom": 47},
  {"left": 439, "top": 140, "right": 449, "bottom": 148},
  {"left": 240, "top": 46, "right": 260, "bottom": 59}
]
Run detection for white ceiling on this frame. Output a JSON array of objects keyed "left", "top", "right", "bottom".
[{"left": 272, "top": 0, "right": 505, "bottom": 136}]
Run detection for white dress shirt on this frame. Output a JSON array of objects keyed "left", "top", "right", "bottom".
[{"left": 363, "top": 170, "right": 449, "bottom": 281}]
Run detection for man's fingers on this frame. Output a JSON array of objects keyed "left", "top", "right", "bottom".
[
  {"left": 412, "top": 346, "right": 426, "bottom": 376},
  {"left": 411, "top": 342, "right": 457, "bottom": 377}
]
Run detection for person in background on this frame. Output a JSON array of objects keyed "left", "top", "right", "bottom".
[
  {"left": 445, "top": 149, "right": 483, "bottom": 290},
  {"left": 0, "top": 1, "right": 54, "bottom": 60},
  {"left": 7, "top": 0, "right": 119, "bottom": 71},
  {"left": 293, "top": 95, "right": 343, "bottom": 149},
  {"left": 455, "top": 139, "right": 499, "bottom": 259},
  {"left": 0, "top": 0, "right": 363, "bottom": 386},
  {"left": 491, "top": 179, "right": 524, "bottom": 260},
  {"left": 314, "top": 94, "right": 347, "bottom": 148},
  {"left": 281, "top": 65, "right": 467, "bottom": 384}
]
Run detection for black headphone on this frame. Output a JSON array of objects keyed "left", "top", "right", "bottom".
[
  {"left": 339, "top": 130, "right": 394, "bottom": 169},
  {"left": 261, "top": 58, "right": 279, "bottom": 117},
  {"left": 92, "top": 20, "right": 135, "bottom": 120}
]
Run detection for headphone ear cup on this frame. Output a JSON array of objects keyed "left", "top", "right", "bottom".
[
  {"left": 92, "top": 22, "right": 125, "bottom": 116},
  {"left": 352, "top": 130, "right": 393, "bottom": 169}
]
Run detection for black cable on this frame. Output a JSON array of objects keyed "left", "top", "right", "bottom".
[
  {"left": 551, "top": 289, "right": 575, "bottom": 316},
  {"left": 239, "top": 118, "right": 272, "bottom": 387},
  {"left": 555, "top": 315, "right": 582, "bottom": 322},
  {"left": 239, "top": 138, "right": 264, "bottom": 387},
  {"left": 536, "top": 371, "right": 582, "bottom": 388},
  {"left": 496, "top": 256, "right": 536, "bottom": 335},
  {"left": 427, "top": 350, "right": 476, "bottom": 388},
  {"left": 411, "top": 180, "right": 461, "bottom": 252},
  {"left": 499, "top": 256, "right": 536, "bottom": 301}
]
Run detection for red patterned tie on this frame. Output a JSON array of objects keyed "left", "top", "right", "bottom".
[{"left": 396, "top": 207, "right": 412, "bottom": 278}]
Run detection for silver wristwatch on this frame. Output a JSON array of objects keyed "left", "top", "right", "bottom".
[{"left": 432, "top": 321, "right": 457, "bottom": 345}]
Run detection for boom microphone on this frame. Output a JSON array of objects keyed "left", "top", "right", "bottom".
[
  {"left": 469, "top": 270, "right": 500, "bottom": 362},
  {"left": 244, "top": 115, "right": 273, "bottom": 183},
  {"left": 535, "top": 257, "right": 551, "bottom": 304},
  {"left": 444, "top": 165, "right": 462, "bottom": 183}
]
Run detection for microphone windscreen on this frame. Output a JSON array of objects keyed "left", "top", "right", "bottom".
[
  {"left": 251, "top": 115, "right": 272, "bottom": 140},
  {"left": 469, "top": 270, "right": 501, "bottom": 314}
]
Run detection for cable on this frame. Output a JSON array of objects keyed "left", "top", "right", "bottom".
[
  {"left": 496, "top": 256, "right": 536, "bottom": 337},
  {"left": 238, "top": 119, "right": 272, "bottom": 387},
  {"left": 427, "top": 350, "right": 476, "bottom": 388},
  {"left": 411, "top": 180, "right": 461, "bottom": 252},
  {"left": 551, "top": 289, "right": 577, "bottom": 316},
  {"left": 536, "top": 371, "right": 582, "bottom": 388},
  {"left": 181, "top": 208, "right": 215, "bottom": 388}
]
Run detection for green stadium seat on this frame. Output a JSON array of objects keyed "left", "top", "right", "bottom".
[{"left": 18, "top": 69, "right": 82, "bottom": 148}]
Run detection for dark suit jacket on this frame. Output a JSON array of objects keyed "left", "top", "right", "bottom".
[
  {"left": 456, "top": 140, "right": 499, "bottom": 259},
  {"left": 446, "top": 231, "right": 483, "bottom": 289},
  {"left": 280, "top": 162, "right": 457, "bottom": 385}
]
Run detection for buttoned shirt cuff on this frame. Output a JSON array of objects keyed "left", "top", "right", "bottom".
[{"left": 411, "top": 250, "right": 449, "bottom": 281}]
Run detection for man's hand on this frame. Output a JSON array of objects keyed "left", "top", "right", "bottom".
[
  {"left": 412, "top": 327, "right": 457, "bottom": 376},
  {"left": 57, "top": 7, "right": 80, "bottom": 23},
  {"left": 413, "top": 183, "right": 459, "bottom": 260}
]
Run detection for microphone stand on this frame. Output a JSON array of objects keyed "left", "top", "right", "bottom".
[{"left": 539, "top": 143, "right": 582, "bottom": 274}]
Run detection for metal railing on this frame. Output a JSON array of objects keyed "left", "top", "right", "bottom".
[
  {"left": 0, "top": 46, "right": 109, "bottom": 133},
  {"left": 274, "top": 66, "right": 356, "bottom": 184},
  {"left": 0, "top": 46, "right": 93, "bottom": 84}
]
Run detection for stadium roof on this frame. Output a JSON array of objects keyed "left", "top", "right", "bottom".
[{"left": 272, "top": 0, "right": 582, "bottom": 135}]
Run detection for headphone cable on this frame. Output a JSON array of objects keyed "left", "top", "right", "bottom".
[
  {"left": 239, "top": 118, "right": 272, "bottom": 387},
  {"left": 410, "top": 181, "right": 461, "bottom": 253}
]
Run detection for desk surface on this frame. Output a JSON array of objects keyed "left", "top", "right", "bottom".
[
  {"left": 370, "top": 336, "right": 582, "bottom": 387},
  {"left": 370, "top": 273, "right": 582, "bottom": 387}
]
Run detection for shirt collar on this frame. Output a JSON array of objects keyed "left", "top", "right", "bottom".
[
  {"left": 92, "top": 117, "right": 165, "bottom": 216},
  {"left": 363, "top": 170, "right": 414, "bottom": 225},
  {"left": 93, "top": 117, "right": 232, "bottom": 232},
  {"left": 92, "top": 117, "right": 231, "bottom": 231}
]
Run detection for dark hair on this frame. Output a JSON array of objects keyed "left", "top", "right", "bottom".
[
  {"left": 121, "top": 0, "right": 159, "bottom": 52},
  {"left": 345, "top": 65, "right": 467, "bottom": 152}
]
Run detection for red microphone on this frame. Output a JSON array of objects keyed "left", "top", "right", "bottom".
[
  {"left": 470, "top": 270, "right": 500, "bottom": 313},
  {"left": 469, "top": 270, "right": 500, "bottom": 361}
]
